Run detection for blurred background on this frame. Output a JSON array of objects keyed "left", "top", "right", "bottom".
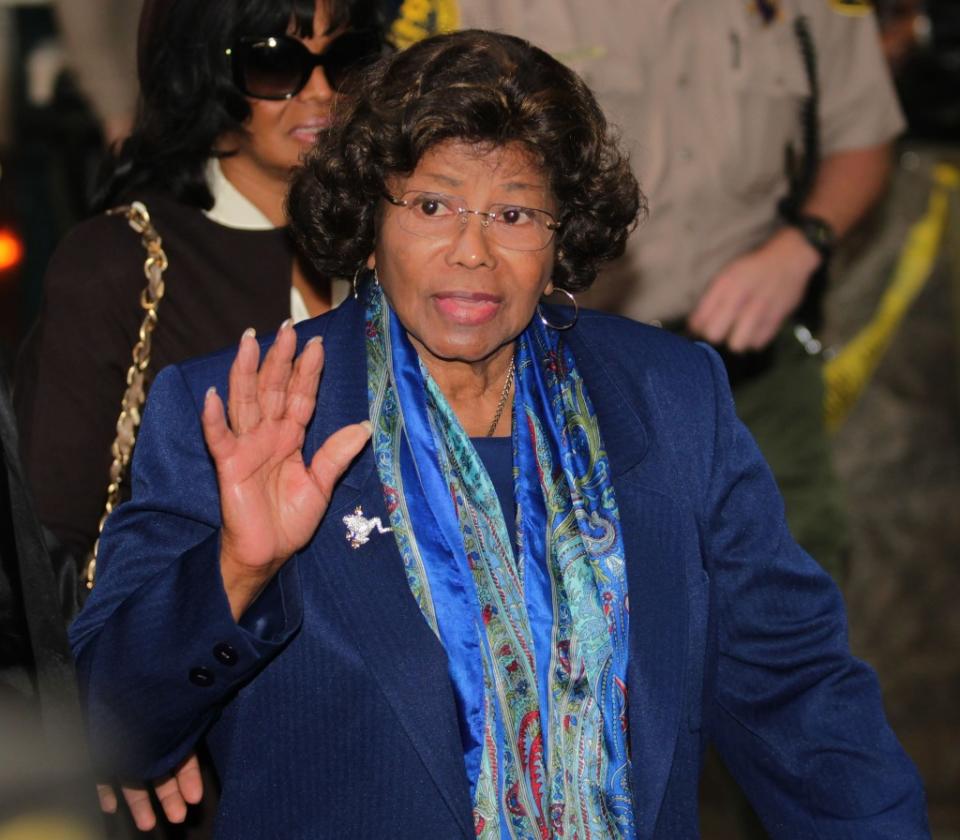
[
  {"left": 0, "top": 0, "right": 957, "bottom": 837},
  {"left": 823, "top": 2, "right": 960, "bottom": 836}
]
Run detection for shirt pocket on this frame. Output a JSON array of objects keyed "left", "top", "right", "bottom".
[
  {"left": 591, "top": 67, "right": 665, "bottom": 198},
  {"left": 716, "top": 32, "right": 810, "bottom": 200}
]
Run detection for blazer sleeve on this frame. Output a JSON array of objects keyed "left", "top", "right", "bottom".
[
  {"left": 70, "top": 363, "right": 303, "bottom": 779},
  {"left": 696, "top": 346, "right": 929, "bottom": 837}
]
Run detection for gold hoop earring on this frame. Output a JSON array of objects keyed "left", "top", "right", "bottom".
[{"left": 538, "top": 288, "right": 579, "bottom": 330}]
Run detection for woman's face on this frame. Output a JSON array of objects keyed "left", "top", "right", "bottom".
[
  {"left": 370, "top": 140, "right": 558, "bottom": 367},
  {"left": 229, "top": 5, "right": 337, "bottom": 182}
]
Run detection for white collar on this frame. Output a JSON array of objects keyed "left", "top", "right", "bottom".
[
  {"left": 203, "top": 158, "right": 276, "bottom": 230},
  {"left": 201, "top": 158, "right": 351, "bottom": 320}
]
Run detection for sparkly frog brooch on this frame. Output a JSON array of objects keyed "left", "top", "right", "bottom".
[{"left": 342, "top": 506, "right": 393, "bottom": 549}]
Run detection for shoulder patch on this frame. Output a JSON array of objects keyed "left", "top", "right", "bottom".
[
  {"left": 389, "top": 0, "right": 459, "bottom": 49},
  {"left": 828, "top": 0, "right": 874, "bottom": 17}
]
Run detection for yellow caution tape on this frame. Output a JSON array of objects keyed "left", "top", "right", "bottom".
[
  {"left": 0, "top": 814, "right": 96, "bottom": 840},
  {"left": 824, "top": 163, "right": 960, "bottom": 432}
]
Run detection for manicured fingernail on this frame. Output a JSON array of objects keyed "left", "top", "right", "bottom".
[
  {"left": 279, "top": 318, "right": 293, "bottom": 332},
  {"left": 360, "top": 420, "right": 372, "bottom": 433},
  {"left": 242, "top": 327, "right": 256, "bottom": 340},
  {"left": 205, "top": 386, "right": 217, "bottom": 401},
  {"left": 306, "top": 335, "right": 323, "bottom": 348}
]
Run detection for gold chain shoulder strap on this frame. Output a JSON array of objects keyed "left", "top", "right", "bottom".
[{"left": 84, "top": 201, "right": 168, "bottom": 590}]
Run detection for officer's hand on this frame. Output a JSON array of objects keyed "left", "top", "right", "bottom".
[{"left": 688, "top": 227, "right": 822, "bottom": 352}]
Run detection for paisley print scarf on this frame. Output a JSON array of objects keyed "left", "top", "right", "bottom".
[{"left": 365, "top": 285, "right": 635, "bottom": 839}]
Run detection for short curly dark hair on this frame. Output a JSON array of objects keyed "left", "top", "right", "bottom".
[{"left": 288, "top": 29, "right": 644, "bottom": 292}]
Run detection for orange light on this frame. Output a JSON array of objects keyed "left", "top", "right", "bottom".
[{"left": 0, "top": 228, "right": 23, "bottom": 272}]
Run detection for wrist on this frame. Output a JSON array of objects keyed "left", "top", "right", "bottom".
[
  {"left": 779, "top": 209, "right": 835, "bottom": 266},
  {"left": 221, "top": 567, "right": 272, "bottom": 622},
  {"left": 772, "top": 225, "right": 824, "bottom": 276},
  {"left": 220, "top": 542, "right": 279, "bottom": 621}
]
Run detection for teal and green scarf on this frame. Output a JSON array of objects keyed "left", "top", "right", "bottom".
[{"left": 365, "top": 285, "right": 635, "bottom": 839}]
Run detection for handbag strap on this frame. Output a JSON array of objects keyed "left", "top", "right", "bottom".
[{"left": 83, "top": 201, "right": 168, "bottom": 590}]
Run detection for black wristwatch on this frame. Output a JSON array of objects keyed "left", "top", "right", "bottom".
[{"left": 787, "top": 213, "right": 836, "bottom": 262}]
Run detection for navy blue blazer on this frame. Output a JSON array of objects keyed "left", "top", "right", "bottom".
[{"left": 71, "top": 299, "right": 928, "bottom": 839}]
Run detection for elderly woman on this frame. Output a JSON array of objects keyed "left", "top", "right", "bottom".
[{"left": 71, "top": 30, "right": 928, "bottom": 840}]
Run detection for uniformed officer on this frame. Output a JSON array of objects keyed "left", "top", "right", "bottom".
[{"left": 457, "top": 0, "right": 905, "bottom": 580}]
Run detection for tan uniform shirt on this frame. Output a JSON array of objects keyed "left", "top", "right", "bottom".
[{"left": 459, "top": 0, "right": 905, "bottom": 322}]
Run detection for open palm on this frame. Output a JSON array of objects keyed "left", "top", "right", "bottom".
[{"left": 201, "top": 321, "right": 370, "bottom": 618}]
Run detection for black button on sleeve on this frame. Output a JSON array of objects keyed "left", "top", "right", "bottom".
[
  {"left": 213, "top": 643, "right": 238, "bottom": 666},
  {"left": 189, "top": 667, "right": 214, "bottom": 687}
]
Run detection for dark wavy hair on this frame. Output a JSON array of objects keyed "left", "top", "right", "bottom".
[
  {"left": 288, "top": 29, "right": 643, "bottom": 292},
  {"left": 93, "top": 0, "right": 388, "bottom": 211}
]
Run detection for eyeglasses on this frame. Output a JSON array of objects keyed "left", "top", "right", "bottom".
[
  {"left": 385, "top": 191, "right": 561, "bottom": 252},
  {"left": 226, "top": 29, "right": 382, "bottom": 100}
]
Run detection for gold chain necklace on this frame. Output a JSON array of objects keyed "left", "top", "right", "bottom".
[{"left": 485, "top": 350, "right": 516, "bottom": 437}]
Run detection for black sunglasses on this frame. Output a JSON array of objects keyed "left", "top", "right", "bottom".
[{"left": 227, "top": 29, "right": 382, "bottom": 100}]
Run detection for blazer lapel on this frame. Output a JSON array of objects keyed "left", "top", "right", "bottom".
[
  {"left": 301, "top": 300, "right": 474, "bottom": 838},
  {"left": 309, "top": 470, "right": 475, "bottom": 839},
  {"left": 570, "top": 327, "right": 691, "bottom": 838}
]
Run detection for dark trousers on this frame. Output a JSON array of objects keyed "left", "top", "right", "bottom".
[{"left": 725, "top": 327, "right": 848, "bottom": 583}]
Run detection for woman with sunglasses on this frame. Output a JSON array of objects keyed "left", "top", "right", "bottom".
[
  {"left": 71, "top": 30, "right": 928, "bottom": 839},
  {"left": 15, "top": 0, "right": 387, "bottom": 612},
  {"left": 14, "top": 2, "right": 386, "bottom": 833}
]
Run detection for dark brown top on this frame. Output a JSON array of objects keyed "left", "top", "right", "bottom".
[{"left": 15, "top": 192, "right": 296, "bottom": 560}]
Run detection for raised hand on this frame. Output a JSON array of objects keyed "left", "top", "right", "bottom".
[{"left": 202, "top": 320, "right": 371, "bottom": 619}]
